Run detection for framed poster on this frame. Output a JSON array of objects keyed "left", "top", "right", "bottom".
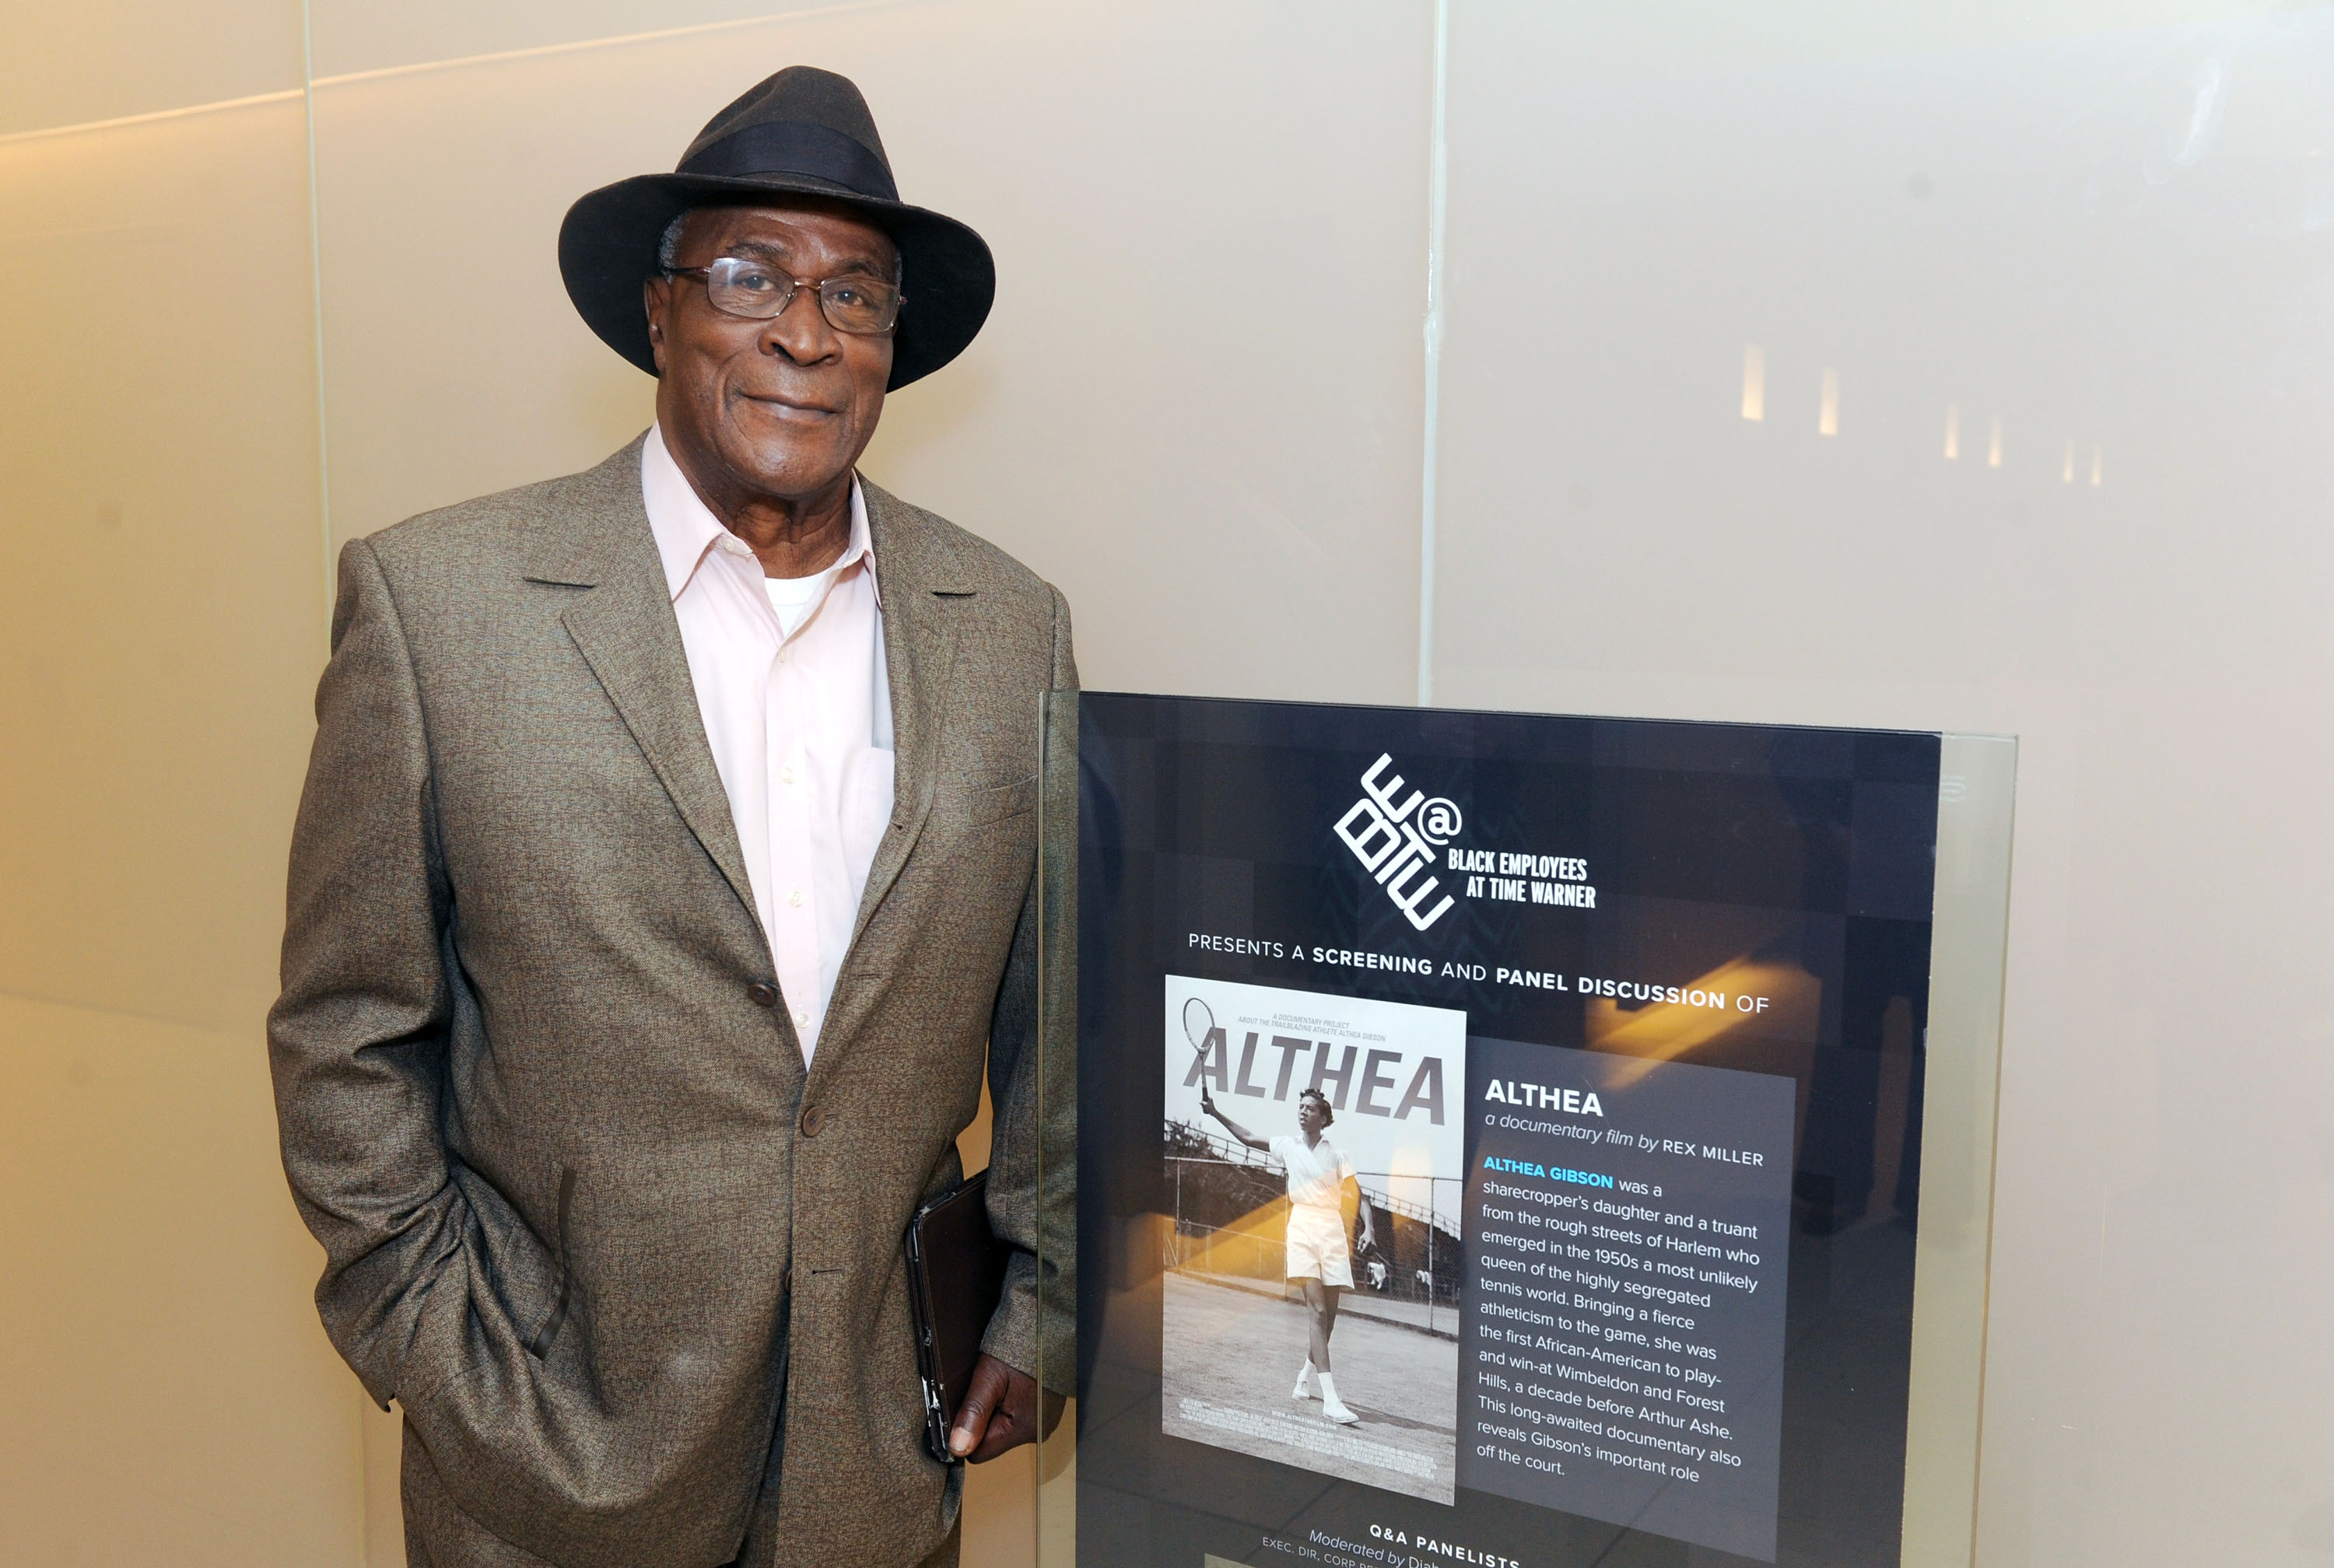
[{"left": 1038, "top": 695, "right": 2013, "bottom": 1568}]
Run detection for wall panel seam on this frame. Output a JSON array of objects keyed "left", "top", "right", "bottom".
[
  {"left": 0, "top": 983, "right": 258, "bottom": 1039},
  {"left": 303, "top": 0, "right": 335, "bottom": 642},
  {"left": 0, "top": 89, "right": 304, "bottom": 149},
  {"left": 1417, "top": 0, "right": 1449, "bottom": 708},
  {"left": 306, "top": 0, "right": 911, "bottom": 92}
]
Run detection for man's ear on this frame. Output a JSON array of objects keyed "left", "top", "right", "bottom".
[{"left": 643, "top": 277, "right": 671, "bottom": 376}]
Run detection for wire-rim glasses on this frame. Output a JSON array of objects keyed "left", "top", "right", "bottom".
[{"left": 663, "top": 256, "right": 902, "bottom": 335}]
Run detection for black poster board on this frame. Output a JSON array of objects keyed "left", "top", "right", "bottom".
[{"left": 1071, "top": 695, "right": 1943, "bottom": 1568}]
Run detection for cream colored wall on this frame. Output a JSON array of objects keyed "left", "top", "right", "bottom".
[
  {"left": 5, "top": 0, "right": 2327, "bottom": 1563},
  {"left": 0, "top": 5, "right": 363, "bottom": 1561}
]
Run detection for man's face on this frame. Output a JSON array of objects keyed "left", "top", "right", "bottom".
[
  {"left": 1298, "top": 1097, "right": 1329, "bottom": 1135},
  {"left": 644, "top": 201, "right": 898, "bottom": 506}
]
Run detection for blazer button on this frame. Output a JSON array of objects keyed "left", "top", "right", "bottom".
[
  {"left": 746, "top": 982, "right": 780, "bottom": 1008},
  {"left": 800, "top": 1103, "right": 826, "bottom": 1138}
]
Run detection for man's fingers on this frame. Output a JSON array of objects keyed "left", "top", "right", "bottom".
[
  {"left": 966, "top": 1412, "right": 1019, "bottom": 1464},
  {"left": 959, "top": 1356, "right": 1044, "bottom": 1464},
  {"left": 951, "top": 1358, "right": 1009, "bottom": 1457},
  {"left": 950, "top": 1354, "right": 1050, "bottom": 1464}
]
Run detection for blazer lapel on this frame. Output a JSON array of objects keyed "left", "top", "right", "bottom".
[
  {"left": 850, "top": 479, "right": 965, "bottom": 951},
  {"left": 523, "top": 437, "right": 765, "bottom": 942}
]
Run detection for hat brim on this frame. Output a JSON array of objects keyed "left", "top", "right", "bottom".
[{"left": 558, "top": 171, "right": 995, "bottom": 390}]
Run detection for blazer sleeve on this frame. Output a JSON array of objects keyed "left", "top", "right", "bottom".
[
  {"left": 267, "top": 537, "right": 467, "bottom": 1409},
  {"left": 979, "top": 581, "right": 1078, "bottom": 1395}
]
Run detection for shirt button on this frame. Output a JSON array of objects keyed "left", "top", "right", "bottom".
[
  {"left": 780, "top": 766, "right": 795, "bottom": 785},
  {"left": 800, "top": 1103, "right": 826, "bottom": 1138},
  {"left": 788, "top": 889, "right": 804, "bottom": 908},
  {"left": 777, "top": 648, "right": 791, "bottom": 663},
  {"left": 745, "top": 982, "right": 779, "bottom": 1007},
  {"left": 794, "top": 1010, "right": 811, "bottom": 1028}
]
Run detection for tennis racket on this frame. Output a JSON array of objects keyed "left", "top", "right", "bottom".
[
  {"left": 1183, "top": 996, "right": 1217, "bottom": 1106},
  {"left": 1183, "top": 996, "right": 1216, "bottom": 1064}
]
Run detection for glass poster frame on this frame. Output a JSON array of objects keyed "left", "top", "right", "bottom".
[{"left": 1033, "top": 694, "right": 2013, "bottom": 1568}]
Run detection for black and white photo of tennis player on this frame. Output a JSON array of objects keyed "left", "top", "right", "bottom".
[
  {"left": 1199, "top": 1082, "right": 1375, "bottom": 1425},
  {"left": 1160, "top": 974, "right": 1463, "bottom": 1503}
]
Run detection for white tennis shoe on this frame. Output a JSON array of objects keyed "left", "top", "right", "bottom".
[
  {"left": 1293, "top": 1358, "right": 1318, "bottom": 1400},
  {"left": 1316, "top": 1373, "right": 1360, "bottom": 1426}
]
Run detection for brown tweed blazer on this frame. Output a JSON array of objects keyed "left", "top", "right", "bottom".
[{"left": 268, "top": 436, "right": 1074, "bottom": 1567}]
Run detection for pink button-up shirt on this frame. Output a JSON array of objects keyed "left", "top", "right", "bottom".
[{"left": 641, "top": 425, "right": 895, "bottom": 1063}]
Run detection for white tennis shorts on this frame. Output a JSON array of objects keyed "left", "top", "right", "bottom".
[{"left": 1284, "top": 1204, "right": 1353, "bottom": 1289}]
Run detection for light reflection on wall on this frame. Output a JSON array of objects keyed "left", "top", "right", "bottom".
[{"left": 1740, "top": 350, "right": 2108, "bottom": 488}]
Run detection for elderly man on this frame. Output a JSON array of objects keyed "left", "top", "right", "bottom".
[{"left": 268, "top": 67, "right": 1070, "bottom": 1568}]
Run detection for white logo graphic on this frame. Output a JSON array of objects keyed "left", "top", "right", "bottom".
[{"left": 1333, "top": 754, "right": 1459, "bottom": 931}]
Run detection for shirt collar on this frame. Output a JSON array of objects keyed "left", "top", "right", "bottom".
[{"left": 640, "top": 422, "right": 879, "bottom": 607}]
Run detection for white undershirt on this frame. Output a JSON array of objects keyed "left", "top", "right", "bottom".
[{"left": 761, "top": 572, "right": 823, "bottom": 638}]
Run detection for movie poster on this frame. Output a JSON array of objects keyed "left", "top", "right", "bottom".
[
  {"left": 1158, "top": 975, "right": 1467, "bottom": 1504},
  {"left": 1071, "top": 695, "right": 1943, "bottom": 1568}
]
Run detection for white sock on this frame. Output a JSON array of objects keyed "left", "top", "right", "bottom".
[
  {"left": 1318, "top": 1372, "right": 1356, "bottom": 1420},
  {"left": 1294, "top": 1358, "right": 1316, "bottom": 1398}
]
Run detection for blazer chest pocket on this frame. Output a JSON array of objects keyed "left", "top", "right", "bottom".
[{"left": 962, "top": 772, "right": 1038, "bottom": 827}]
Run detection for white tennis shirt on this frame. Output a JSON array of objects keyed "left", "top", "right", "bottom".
[
  {"left": 1269, "top": 1132, "right": 1355, "bottom": 1212},
  {"left": 640, "top": 424, "right": 895, "bottom": 1064}
]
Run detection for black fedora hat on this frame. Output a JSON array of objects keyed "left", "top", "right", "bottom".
[{"left": 559, "top": 66, "right": 994, "bottom": 390}]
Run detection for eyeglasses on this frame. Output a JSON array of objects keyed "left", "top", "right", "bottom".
[{"left": 662, "top": 256, "right": 902, "bottom": 335}]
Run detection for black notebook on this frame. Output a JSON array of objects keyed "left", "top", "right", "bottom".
[{"left": 902, "top": 1170, "right": 1013, "bottom": 1464}]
